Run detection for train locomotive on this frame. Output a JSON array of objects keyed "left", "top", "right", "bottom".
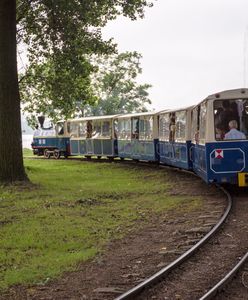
[
  {"left": 31, "top": 120, "right": 70, "bottom": 159},
  {"left": 31, "top": 88, "right": 248, "bottom": 187}
]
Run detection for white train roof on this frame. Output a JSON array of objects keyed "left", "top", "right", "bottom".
[
  {"left": 67, "top": 114, "right": 120, "bottom": 122},
  {"left": 159, "top": 105, "right": 194, "bottom": 114},
  {"left": 116, "top": 111, "right": 160, "bottom": 119},
  {"left": 204, "top": 88, "right": 248, "bottom": 101}
]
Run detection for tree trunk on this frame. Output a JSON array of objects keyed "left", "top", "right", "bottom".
[{"left": 0, "top": 0, "right": 27, "bottom": 182}]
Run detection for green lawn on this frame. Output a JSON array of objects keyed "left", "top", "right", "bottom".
[
  {"left": 22, "top": 148, "right": 34, "bottom": 157},
  {"left": 0, "top": 157, "right": 202, "bottom": 290}
]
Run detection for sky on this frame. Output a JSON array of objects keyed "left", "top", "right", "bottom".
[{"left": 102, "top": 0, "right": 248, "bottom": 110}]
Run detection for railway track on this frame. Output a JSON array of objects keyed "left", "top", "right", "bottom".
[
  {"left": 26, "top": 156, "right": 248, "bottom": 299},
  {"left": 114, "top": 185, "right": 232, "bottom": 300},
  {"left": 200, "top": 251, "right": 248, "bottom": 300},
  {"left": 114, "top": 186, "right": 248, "bottom": 300}
]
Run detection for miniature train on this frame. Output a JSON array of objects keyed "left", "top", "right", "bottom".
[{"left": 31, "top": 88, "right": 248, "bottom": 187}]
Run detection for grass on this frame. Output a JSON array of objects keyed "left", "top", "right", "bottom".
[
  {"left": 0, "top": 157, "right": 202, "bottom": 290},
  {"left": 22, "top": 148, "right": 33, "bottom": 157}
]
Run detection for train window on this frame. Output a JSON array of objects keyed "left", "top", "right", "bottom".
[
  {"left": 169, "top": 112, "right": 176, "bottom": 142},
  {"left": 114, "top": 119, "right": 118, "bottom": 139},
  {"left": 175, "top": 111, "right": 186, "bottom": 142},
  {"left": 140, "top": 116, "right": 153, "bottom": 141},
  {"left": 117, "top": 119, "right": 124, "bottom": 139},
  {"left": 69, "top": 122, "right": 78, "bottom": 138},
  {"left": 214, "top": 99, "right": 248, "bottom": 140},
  {"left": 199, "top": 102, "right": 207, "bottom": 144},
  {"left": 146, "top": 116, "right": 153, "bottom": 140},
  {"left": 132, "top": 118, "right": 139, "bottom": 139},
  {"left": 67, "top": 122, "right": 71, "bottom": 134},
  {"left": 92, "top": 120, "right": 101, "bottom": 139},
  {"left": 159, "top": 114, "right": 170, "bottom": 141},
  {"left": 139, "top": 118, "right": 145, "bottom": 140},
  {"left": 57, "top": 122, "right": 64, "bottom": 136},
  {"left": 191, "top": 106, "right": 200, "bottom": 143},
  {"left": 86, "top": 121, "right": 93, "bottom": 138},
  {"left": 102, "top": 121, "right": 111, "bottom": 138},
  {"left": 117, "top": 119, "right": 131, "bottom": 140},
  {"left": 78, "top": 121, "right": 87, "bottom": 138},
  {"left": 124, "top": 119, "right": 131, "bottom": 140}
]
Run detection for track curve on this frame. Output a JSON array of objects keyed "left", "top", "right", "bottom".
[
  {"left": 200, "top": 251, "right": 248, "bottom": 300},
  {"left": 115, "top": 185, "right": 232, "bottom": 300}
]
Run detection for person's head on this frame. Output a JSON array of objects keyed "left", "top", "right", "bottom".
[
  {"left": 228, "top": 120, "right": 238, "bottom": 129},
  {"left": 222, "top": 100, "right": 230, "bottom": 110},
  {"left": 215, "top": 107, "right": 223, "bottom": 115},
  {"left": 35, "top": 124, "right": 39, "bottom": 129}
]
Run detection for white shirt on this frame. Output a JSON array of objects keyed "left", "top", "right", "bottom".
[{"left": 224, "top": 128, "right": 246, "bottom": 140}]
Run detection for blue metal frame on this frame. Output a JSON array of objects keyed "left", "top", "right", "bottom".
[
  {"left": 32, "top": 136, "right": 70, "bottom": 154},
  {"left": 191, "top": 143, "right": 208, "bottom": 182},
  {"left": 70, "top": 138, "right": 118, "bottom": 157},
  {"left": 159, "top": 140, "right": 192, "bottom": 170},
  {"left": 192, "top": 141, "right": 248, "bottom": 184},
  {"left": 117, "top": 139, "right": 158, "bottom": 161}
]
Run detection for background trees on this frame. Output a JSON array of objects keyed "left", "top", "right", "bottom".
[
  {"left": 83, "top": 52, "right": 152, "bottom": 116},
  {"left": 18, "top": 0, "right": 153, "bottom": 122},
  {"left": 0, "top": 0, "right": 152, "bottom": 182}
]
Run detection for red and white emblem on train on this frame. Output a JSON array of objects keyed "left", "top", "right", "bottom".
[{"left": 215, "top": 149, "right": 224, "bottom": 159}]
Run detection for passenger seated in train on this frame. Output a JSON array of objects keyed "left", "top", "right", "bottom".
[
  {"left": 169, "top": 112, "right": 176, "bottom": 142},
  {"left": 87, "top": 121, "right": 92, "bottom": 138},
  {"left": 214, "top": 99, "right": 247, "bottom": 140},
  {"left": 224, "top": 120, "right": 246, "bottom": 140},
  {"left": 131, "top": 118, "right": 139, "bottom": 139},
  {"left": 218, "top": 100, "right": 238, "bottom": 132},
  {"left": 215, "top": 124, "right": 225, "bottom": 140}
]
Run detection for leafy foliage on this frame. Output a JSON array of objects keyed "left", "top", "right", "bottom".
[
  {"left": 17, "top": 0, "right": 153, "bottom": 122},
  {"left": 19, "top": 55, "right": 97, "bottom": 123},
  {"left": 83, "top": 51, "right": 152, "bottom": 116}
]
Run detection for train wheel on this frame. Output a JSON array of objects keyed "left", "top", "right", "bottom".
[
  {"left": 38, "top": 150, "right": 43, "bottom": 156},
  {"left": 97, "top": 156, "right": 102, "bottom": 160},
  {"left": 86, "top": 156, "right": 92, "bottom": 160},
  {"left": 54, "top": 150, "right": 61, "bottom": 159},
  {"left": 107, "top": 156, "right": 114, "bottom": 161},
  {"left": 120, "top": 157, "right": 125, "bottom": 161},
  {"left": 44, "top": 149, "right": 51, "bottom": 159}
]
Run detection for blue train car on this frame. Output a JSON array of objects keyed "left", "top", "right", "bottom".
[
  {"left": 69, "top": 115, "right": 118, "bottom": 158},
  {"left": 32, "top": 121, "right": 70, "bottom": 158},
  {"left": 158, "top": 107, "right": 193, "bottom": 170},
  {"left": 116, "top": 112, "right": 159, "bottom": 161},
  {"left": 191, "top": 88, "right": 248, "bottom": 186}
]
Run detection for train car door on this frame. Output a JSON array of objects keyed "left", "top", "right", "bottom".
[{"left": 192, "top": 102, "right": 208, "bottom": 182}]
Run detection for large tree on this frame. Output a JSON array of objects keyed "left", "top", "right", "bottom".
[
  {"left": 84, "top": 51, "right": 152, "bottom": 116},
  {"left": 0, "top": 1, "right": 27, "bottom": 182},
  {"left": 0, "top": 0, "right": 153, "bottom": 183}
]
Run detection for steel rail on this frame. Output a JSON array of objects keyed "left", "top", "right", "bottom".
[
  {"left": 115, "top": 186, "right": 232, "bottom": 300},
  {"left": 199, "top": 251, "right": 248, "bottom": 300}
]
